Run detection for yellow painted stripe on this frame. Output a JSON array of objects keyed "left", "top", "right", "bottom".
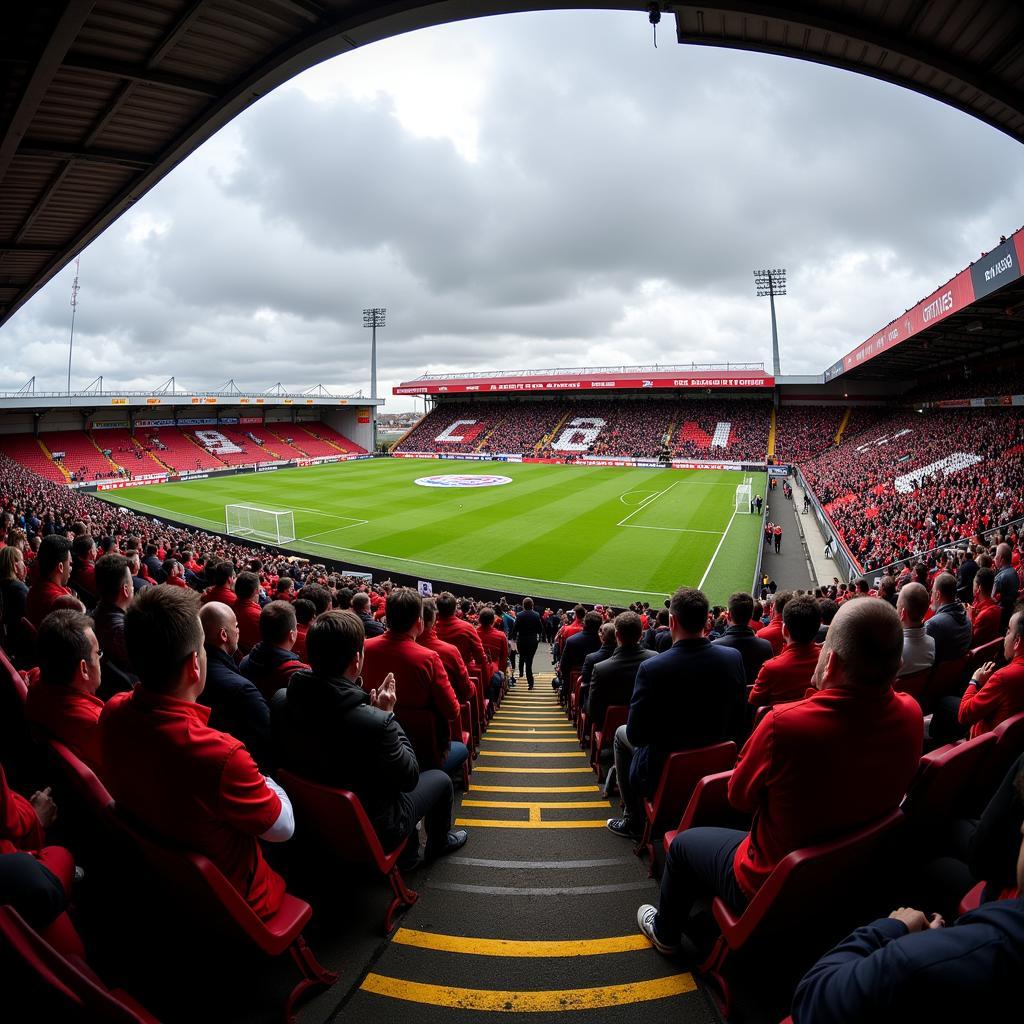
[
  {"left": 478, "top": 751, "right": 586, "bottom": 758},
  {"left": 462, "top": 800, "right": 609, "bottom": 809},
  {"left": 455, "top": 818, "right": 609, "bottom": 829},
  {"left": 485, "top": 737, "right": 581, "bottom": 744},
  {"left": 360, "top": 972, "right": 695, "bottom": 1009},
  {"left": 392, "top": 929, "right": 651, "bottom": 957},
  {"left": 467, "top": 784, "right": 601, "bottom": 793},
  {"left": 489, "top": 724, "right": 573, "bottom": 730},
  {"left": 472, "top": 766, "right": 594, "bottom": 774}
]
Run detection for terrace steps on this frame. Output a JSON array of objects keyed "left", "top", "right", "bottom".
[
  {"left": 767, "top": 406, "right": 777, "bottom": 457},
  {"left": 38, "top": 437, "right": 71, "bottom": 481},
  {"left": 834, "top": 407, "right": 853, "bottom": 445}
]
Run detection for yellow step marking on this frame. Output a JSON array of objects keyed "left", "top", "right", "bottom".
[
  {"left": 360, "top": 972, "right": 695, "bottom": 1009},
  {"left": 478, "top": 751, "right": 587, "bottom": 758},
  {"left": 529, "top": 805, "right": 541, "bottom": 823},
  {"left": 392, "top": 929, "right": 651, "bottom": 957},
  {"left": 455, "top": 818, "right": 609, "bottom": 829},
  {"left": 467, "top": 785, "right": 601, "bottom": 793},
  {"left": 484, "top": 737, "right": 581, "bottom": 744},
  {"left": 472, "top": 766, "right": 594, "bottom": 774},
  {"left": 462, "top": 800, "right": 609, "bottom": 809},
  {"left": 487, "top": 727, "right": 576, "bottom": 733}
]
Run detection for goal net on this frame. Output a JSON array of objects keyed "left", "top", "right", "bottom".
[
  {"left": 734, "top": 478, "right": 754, "bottom": 514},
  {"left": 225, "top": 504, "right": 296, "bottom": 544}
]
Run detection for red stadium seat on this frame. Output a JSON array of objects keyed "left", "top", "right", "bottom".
[
  {"left": 967, "top": 637, "right": 1005, "bottom": 674},
  {"left": 923, "top": 654, "right": 970, "bottom": 707},
  {"left": 0, "top": 905, "right": 161, "bottom": 1023},
  {"left": 699, "top": 810, "right": 906, "bottom": 1018},
  {"left": 662, "top": 770, "right": 745, "bottom": 857},
  {"left": 957, "top": 880, "right": 985, "bottom": 917},
  {"left": 589, "top": 705, "right": 628, "bottom": 781},
  {"left": 894, "top": 667, "right": 931, "bottom": 701},
  {"left": 278, "top": 770, "right": 418, "bottom": 934},
  {"left": 902, "top": 732, "right": 998, "bottom": 827},
  {"left": 637, "top": 742, "right": 738, "bottom": 869}
]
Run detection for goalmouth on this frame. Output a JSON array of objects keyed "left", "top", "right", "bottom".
[
  {"left": 734, "top": 476, "right": 754, "bottom": 514},
  {"left": 225, "top": 504, "right": 296, "bottom": 545}
]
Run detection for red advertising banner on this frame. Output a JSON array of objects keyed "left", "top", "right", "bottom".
[
  {"left": 394, "top": 370, "right": 773, "bottom": 396},
  {"left": 238, "top": 416, "right": 263, "bottom": 425}
]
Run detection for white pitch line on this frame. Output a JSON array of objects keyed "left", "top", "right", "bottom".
[
  {"left": 616, "top": 480, "right": 680, "bottom": 527},
  {"left": 621, "top": 525, "right": 723, "bottom": 535},
  {"left": 698, "top": 510, "right": 737, "bottom": 591},
  {"left": 300, "top": 519, "right": 370, "bottom": 541}
]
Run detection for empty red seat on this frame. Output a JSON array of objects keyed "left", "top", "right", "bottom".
[
  {"left": 902, "top": 732, "right": 998, "bottom": 827},
  {"left": 589, "top": 705, "right": 628, "bottom": 782}
]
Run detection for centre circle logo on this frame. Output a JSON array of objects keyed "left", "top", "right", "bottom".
[{"left": 415, "top": 474, "right": 513, "bottom": 488}]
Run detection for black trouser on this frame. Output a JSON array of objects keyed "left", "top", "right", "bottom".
[
  {"left": 0, "top": 853, "right": 66, "bottom": 930},
  {"left": 397, "top": 768, "right": 454, "bottom": 856},
  {"left": 518, "top": 638, "right": 539, "bottom": 685}
]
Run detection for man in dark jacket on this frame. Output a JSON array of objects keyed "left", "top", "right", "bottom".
[
  {"left": 272, "top": 610, "right": 467, "bottom": 860},
  {"left": 352, "top": 591, "right": 384, "bottom": 637},
  {"left": 511, "top": 597, "right": 544, "bottom": 689},
  {"left": 239, "top": 601, "right": 310, "bottom": 701},
  {"left": 955, "top": 547, "right": 979, "bottom": 604},
  {"left": 925, "top": 573, "right": 973, "bottom": 664},
  {"left": 199, "top": 602, "right": 272, "bottom": 772},
  {"left": 91, "top": 553, "right": 137, "bottom": 697},
  {"left": 713, "top": 592, "right": 774, "bottom": 685},
  {"left": 579, "top": 623, "right": 616, "bottom": 711},
  {"left": 587, "top": 611, "right": 655, "bottom": 733},
  {"left": 608, "top": 588, "right": 744, "bottom": 839},
  {"left": 559, "top": 610, "right": 603, "bottom": 700},
  {"left": 643, "top": 609, "right": 672, "bottom": 653}
]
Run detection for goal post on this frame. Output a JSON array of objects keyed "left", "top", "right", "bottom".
[
  {"left": 735, "top": 477, "right": 754, "bottom": 515},
  {"left": 225, "top": 504, "right": 296, "bottom": 544}
]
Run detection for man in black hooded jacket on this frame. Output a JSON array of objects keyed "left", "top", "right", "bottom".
[{"left": 272, "top": 609, "right": 467, "bottom": 860}]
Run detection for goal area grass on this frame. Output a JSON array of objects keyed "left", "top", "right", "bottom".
[{"left": 97, "top": 458, "right": 766, "bottom": 607}]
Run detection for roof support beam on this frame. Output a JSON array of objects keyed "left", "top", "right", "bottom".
[
  {"left": 60, "top": 54, "right": 221, "bottom": 98},
  {"left": 18, "top": 142, "right": 152, "bottom": 171}
]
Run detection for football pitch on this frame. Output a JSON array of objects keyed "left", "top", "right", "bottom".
[{"left": 97, "top": 459, "right": 766, "bottom": 607}]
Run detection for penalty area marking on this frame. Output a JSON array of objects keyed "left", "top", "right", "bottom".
[
  {"left": 698, "top": 509, "right": 738, "bottom": 591},
  {"left": 618, "top": 490, "right": 656, "bottom": 507},
  {"left": 615, "top": 480, "right": 680, "bottom": 527}
]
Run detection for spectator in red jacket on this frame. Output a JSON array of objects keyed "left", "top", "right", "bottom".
[
  {"left": 969, "top": 567, "right": 1003, "bottom": 646},
  {"left": 100, "top": 585, "right": 293, "bottom": 920},
  {"left": 637, "top": 598, "right": 923, "bottom": 957},
  {"left": 292, "top": 598, "right": 314, "bottom": 661},
  {"left": 434, "top": 591, "right": 489, "bottom": 684},
  {"left": 69, "top": 533, "right": 97, "bottom": 606},
  {"left": 363, "top": 588, "right": 467, "bottom": 778},
  {"left": 233, "top": 571, "right": 263, "bottom": 654},
  {"left": 477, "top": 607, "right": 509, "bottom": 702},
  {"left": 200, "top": 560, "right": 237, "bottom": 607},
  {"left": 419, "top": 598, "right": 476, "bottom": 707},
  {"left": 239, "top": 600, "right": 310, "bottom": 701},
  {"left": 958, "top": 611, "right": 1024, "bottom": 738},
  {"left": 749, "top": 595, "right": 822, "bottom": 706},
  {"left": 755, "top": 592, "right": 792, "bottom": 656},
  {"left": 25, "top": 609, "right": 104, "bottom": 771},
  {"left": 161, "top": 558, "right": 189, "bottom": 588},
  {"left": 25, "top": 535, "right": 73, "bottom": 627}
]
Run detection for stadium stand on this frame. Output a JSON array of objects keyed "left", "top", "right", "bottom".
[
  {"left": 0, "top": 434, "right": 70, "bottom": 485},
  {"left": 136, "top": 427, "right": 226, "bottom": 472}
]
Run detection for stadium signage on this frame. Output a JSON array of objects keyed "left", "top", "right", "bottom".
[
  {"left": 394, "top": 370, "right": 773, "bottom": 395},
  {"left": 971, "top": 237, "right": 1020, "bottom": 299}
]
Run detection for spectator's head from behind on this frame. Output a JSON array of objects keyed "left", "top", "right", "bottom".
[
  {"left": 0, "top": 545, "right": 26, "bottom": 583},
  {"left": 572, "top": 604, "right": 586, "bottom": 624},
  {"left": 931, "top": 572, "right": 958, "bottom": 610},
  {"left": 996, "top": 542, "right": 1013, "bottom": 568},
  {"left": 351, "top": 591, "right": 371, "bottom": 616},
  {"left": 1004, "top": 610, "right": 1024, "bottom": 665},
  {"left": 771, "top": 591, "right": 793, "bottom": 620},
  {"left": 259, "top": 600, "right": 298, "bottom": 651},
  {"left": 234, "top": 571, "right": 260, "bottom": 603},
  {"left": 582, "top": 610, "right": 603, "bottom": 635},
  {"left": 727, "top": 592, "right": 754, "bottom": 628},
  {"left": 95, "top": 553, "right": 132, "bottom": 609},
  {"left": 386, "top": 588, "right": 423, "bottom": 638},
  {"left": 437, "top": 591, "right": 457, "bottom": 619},
  {"left": 974, "top": 567, "right": 995, "bottom": 601},
  {"left": 297, "top": 583, "right": 331, "bottom": 615},
  {"left": 38, "top": 535, "right": 72, "bottom": 586},
  {"left": 782, "top": 594, "right": 822, "bottom": 646},
  {"left": 812, "top": 598, "right": 903, "bottom": 692},
  {"left": 818, "top": 598, "right": 839, "bottom": 629},
  {"left": 479, "top": 607, "right": 496, "bottom": 629},
  {"left": 199, "top": 601, "right": 240, "bottom": 657},
  {"left": 523, "top": 597, "right": 534, "bottom": 610},
  {"left": 125, "top": 586, "right": 205, "bottom": 699},
  {"left": 210, "top": 560, "right": 235, "bottom": 589},
  {"left": 37, "top": 610, "right": 101, "bottom": 696},
  {"left": 614, "top": 610, "right": 643, "bottom": 648},
  {"left": 293, "top": 598, "right": 316, "bottom": 628},
  {"left": 669, "top": 587, "right": 709, "bottom": 641},
  {"left": 307, "top": 610, "right": 365, "bottom": 681},
  {"left": 599, "top": 622, "right": 616, "bottom": 646},
  {"left": 896, "top": 581, "right": 930, "bottom": 629},
  {"left": 421, "top": 597, "right": 438, "bottom": 630}
]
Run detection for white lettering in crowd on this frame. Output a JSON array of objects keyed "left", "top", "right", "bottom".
[
  {"left": 893, "top": 452, "right": 983, "bottom": 494},
  {"left": 922, "top": 289, "right": 954, "bottom": 323},
  {"left": 985, "top": 252, "right": 1014, "bottom": 283},
  {"left": 436, "top": 419, "right": 478, "bottom": 443},
  {"left": 551, "top": 417, "right": 606, "bottom": 452},
  {"left": 711, "top": 421, "right": 731, "bottom": 448},
  {"left": 195, "top": 429, "right": 242, "bottom": 454},
  {"left": 854, "top": 428, "right": 913, "bottom": 453}
]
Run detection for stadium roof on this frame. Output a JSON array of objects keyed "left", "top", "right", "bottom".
[{"left": 3, "top": 1, "right": 1024, "bottom": 330}]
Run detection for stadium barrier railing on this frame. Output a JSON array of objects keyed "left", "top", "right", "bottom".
[{"left": 792, "top": 466, "right": 856, "bottom": 582}]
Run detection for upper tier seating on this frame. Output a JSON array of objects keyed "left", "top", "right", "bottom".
[{"left": 0, "top": 434, "right": 68, "bottom": 484}]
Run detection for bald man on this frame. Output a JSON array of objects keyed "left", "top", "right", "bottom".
[
  {"left": 638, "top": 598, "right": 923, "bottom": 957},
  {"left": 198, "top": 601, "right": 272, "bottom": 771},
  {"left": 896, "top": 582, "right": 935, "bottom": 678}
]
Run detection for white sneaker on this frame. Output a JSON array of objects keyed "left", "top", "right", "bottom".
[{"left": 636, "top": 904, "right": 680, "bottom": 955}]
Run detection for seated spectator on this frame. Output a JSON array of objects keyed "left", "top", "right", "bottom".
[
  {"left": 418, "top": 598, "right": 475, "bottom": 707},
  {"left": 142, "top": 543, "right": 164, "bottom": 583},
  {"left": 239, "top": 601, "right": 310, "bottom": 702},
  {"left": 926, "top": 573, "right": 972, "bottom": 664},
  {"left": 352, "top": 591, "right": 384, "bottom": 638},
  {"left": 127, "top": 551, "right": 152, "bottom": 593},
  {"left": 971, "top": 567, "right": 1003, "bottom": 646},
  {"left": 956, "top": 545, "right": 980, "bottom": 603},
  {"left": 272, "top": 609, "right": 468, "bottom": 861},
  {"left": 200, "top": 560, "right": 237, "bottom": 606},
  {"left": 292, "top": 598, "right": 314, "bottom": 660},
  {"left": 477, "top": 607, "right": 510, "bottom": 702},
  {"left": 643, "top": 608, "right": 671, "bottom": 653},
  {"left": 994, "top": 542, "right": 1020, "bottom": 630},
  {"left": 636, "top": 599, "right": 923, "bottom": 957},
  {"left": 560, "top": 610, "right": 603, "bottom": 699},
  {"left": 748, "top": 594, "right": 822, "bottom": 706},
  {"left": 199, "top": 602, "right": 272, "bottom": 772},
  {"left": 296, "top": 583, "right": 331, "bottom": 616},
  {"left": 0, "top": 850, "right": 69, "bottom": 931},
  {"left": 756, "top": 592, "right": 792, "bottom": 656},
  {"left": 896, "top": 581, "right": 935, "bottom": 678},
  {"left": 587, "top": 610, "right": 654, "bottom": 735},
  {"left": 68, "top": 534, "right": 97, "bottom": 606},
  {"left": 90, "top": 553, "right": 136, "bottom": 696},
  {"left": 274, "top": 577, "right": 295, "bottom": 603},
  {"left": 0, "top": 546, "right": 30, "bottom": 662},
  {"left": 25, "top": 609, "right": 104, "bottom": 770},
  {"left": 25, "top": 535, "right": 72, "bottom": 627},
  {"left": 713, "top": 591, "right": 774, "bottom": 686},
  {"left": 792, "top": 766, "right": 1024, "bottom": 1022},
  {"left": 580, "top": 622, "right": 617, "bottom": 709},
  {"left": 958, "top": 611, "right": 1024, "bottom": 739},
  {"left": 100, "top": 586, "right": 293, "bottom": 920},
  {"left": 609, "top": 588, "right": 744, "bottom": 840},
  {"left": 363, "top": 589, "right": 467, "bottom": 778},
  {"left": 233, "top": 571, "right": 262, "bottom": 653},
  {"left": 815, "top": 598, "right": 839, "bottom": 643},
  {"left": 161, "top": 558, "right": 189, "bottom": 589},
  {"left": 435, "top": 591, "right": 488, "bottom": 686}
]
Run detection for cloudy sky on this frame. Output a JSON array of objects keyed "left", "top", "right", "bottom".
[{"left": 3, "top": 9, "right": 1024, "bottom": 410}]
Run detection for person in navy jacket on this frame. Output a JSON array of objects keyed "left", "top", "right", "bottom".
[{"left": 792, "top": 764, "right": 1024, "bottom": 1023}]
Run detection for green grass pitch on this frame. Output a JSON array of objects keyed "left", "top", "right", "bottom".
[{"left": 97, "top": 459, "right": 766, "bottom": 607}]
